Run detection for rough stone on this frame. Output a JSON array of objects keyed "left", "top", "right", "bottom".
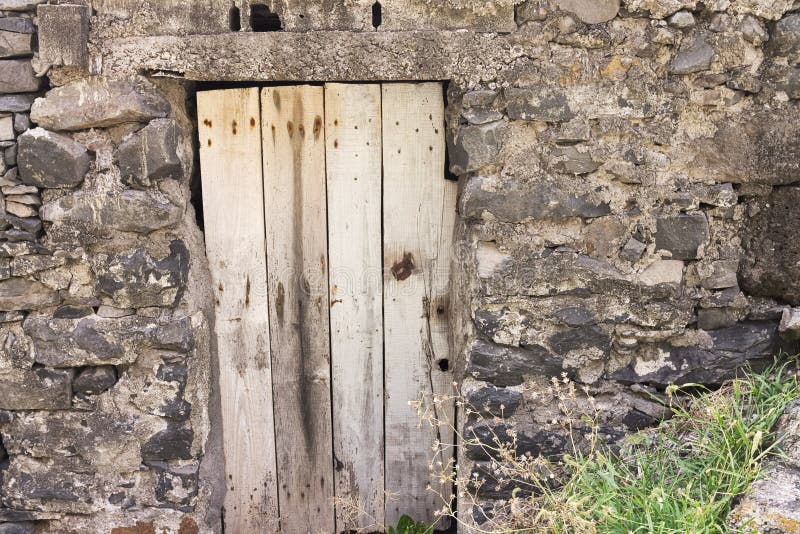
[
  {"left": 0, "top": 368, "right": 72, "bottom": 410},
  {"left": 73, "top": 366, "right": 117, "bottom": 395},
  {"left": 548, "top": 325, "right": 610, "bottom": 355},
  {"left": 30, "top": 76, "right": 170, "bottom": 131},
  {"left": 10, "top": 255, "right": 63, "bottom": 277},
  {"left": 700, "top": 260, "right": 738, "bottom": 289},
  {"left": 1, "top": 456, "right": 96, "bottom": 513},
  {"left": 553, "top": 307, "right": 597, "bottom": 327},
  {"left": 468, "top": 460, "right": 536, "bottom": 500},
  {"left": 551, "top": 146, "right": 601, "bottom": 175},
  {"left": 727, "top": 403, "right": 800, "bottom": 534},
  {"left": 694, "top": 110, "right": 800, "bottom": 185},
  {"left": 779, "top": 308, "right": 800, "bottom": 341},
  {"left": 4, "top": 202, "right": 36, "bottom": 218},
  {"left": 154, "top": 462, "right": 199, "bottom": 507},
  {"left": 0, "top": 523, "right": 35, "bottom": 534},
  {"left": 0, "top": 30, "right": 32, "bottom": 59},
  {"left": 0, "top": 0, "right": 45, "bottom": 10},
  {"left": 0, "top": 18, "right": 35, "bottom": 34},
  {"left": 0, "top": 278, "right": 59, "bottom": 311},
  {"left": 461, "top": 174, "right": 610, "bottom": 222},
  {"left": 777, "top": 67, "right": 800, "bottom": 99},
  {"left": 40, "top": 189, "right": 183, "bottom": 240},
  {"left": 141, "top": 423, "right": 193, "bottom": 461},
  {"left": 505, "top": 87, "right": 574, "bottom": 123},
  {"left": 0, "top": 60, "right": 41, "bottom": 94},
  {"left": 697, "top": 308, "right": 738, "bottom": 330},
  {"left": 465, "top": 385, "right": 522, "bottom": 417},
  {"left": 17, "top": 128, "right": 90, "bottom": 188},
  {"left": 620, "top": 237, "right": 647, "bottom": 262},
  {"left": 669, "top": 35, "right": 714, "bottom": 74},
  {"left": 4, "top": 144, "right": 17, "bottom": 165},
  {"left": 447, "top": 121, "right": 505, "bottom": 174},
  {"left": 655, "top": 213, "right": 709, "bottom": 260},
  {"left": 23, "top": 314, "right": 190, "bottom": 367},
  {"left": 0, "top": 94, "right": 36, "bottom": 113},
  {"left": 0, "top": 115, "right": 13, "bottom": 141},
  {"left": 740, "top": 188, "right": 800, "bottom": 304},
  {"left": 667, "top": 10, "right": 695, "bottom": 28},
  {"left": 12, "top": 112, "right": 29, "bottom": 133},
  {"left": 770, "top": 13, "right": 800, "bottom": 60},
  {"left": 91, "top": 241, "right": 189, "bottom": 308},
  {"left": 465, "top": 421, "right": 570, "bottom": 461},
  {"left": 117, "top": 119, "right": 181, "bottom": 187},
  {"left": 554, "top": 0, "right": 619, "bottom": 24},
  {"left": 466, "top": 339, "right": 563, "bottom": 387},
  {"left": 727, "top": 464, "right": 800, "bottom": 533},
  {"left": 611, "top": 322, "right": 778, "bottom": 386},
  {"left": 462, "top": 108, "right": 504, "bottom": 125}
]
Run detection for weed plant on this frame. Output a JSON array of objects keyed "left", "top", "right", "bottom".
[{"left": 423, "top": 362, "right": 800, "bottom": 533}]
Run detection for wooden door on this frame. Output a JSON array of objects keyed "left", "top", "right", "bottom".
[
  {"left": 197, "top": 82, "right": 456, "bottom": 533},
  {"left": 198, "top": 88, "right": 280, "bottom": 533}
]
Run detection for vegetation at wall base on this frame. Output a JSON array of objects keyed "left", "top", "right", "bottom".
[
  {"left": 450, "top": 361, "right": 800, "bottom": 534},
  {"left": 387, "top": 514, "right": 435, "bottom": 534}
]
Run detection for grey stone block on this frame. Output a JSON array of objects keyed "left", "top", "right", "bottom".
[
  {"left": 17, "top": 128, "right": 90, "bottom": 188},
  {"left": 0, "top": 278, "right": 59, "bottom": 311},
  {"left": 655, "top": 213, "right": 710, "bottom": 260},
  {"left": 0, "top": 59, "right": 41, "bottom": 94},
  {"left": 31, "top": 76, "right": 170, "bottom": 131},
  {"left": 670, "top": 35, "right": 714, "bottom": 74},
  {"left": 117, "top": 118, "right": 182, "bottom": 187}
]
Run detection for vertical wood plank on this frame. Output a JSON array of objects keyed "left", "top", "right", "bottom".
[
  {"left": 382, "top": 82, "right": 456, "bottom": 527},
  {"left": 261, "top": 85, "right": 335, "bottom": 534},
  {"left": 197, "top": 88, "right": 279, "bottom": 532},
  {"left": 325, "top": 83, "right": 385, "bottom": 531}
]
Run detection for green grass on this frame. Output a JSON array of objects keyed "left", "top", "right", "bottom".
[
  {"left": 561, "top": 363, "right": 799, "bottom": 533},
  {"left": 498, "top": 362, "right": 800, "bottom": 533}
]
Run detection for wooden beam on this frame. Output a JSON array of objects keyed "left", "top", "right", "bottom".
[
  {"left": 325, "top": 82, "right": 386, "bottom": 531},
  {"left": 197, "top": 87, "right": 279, "bottom": 532},
  {"left": 261, "top": 85, "right": 335, "bottom": 534},
  {"left": 382, "top": 82, "right": 456, "bottom": 527}
]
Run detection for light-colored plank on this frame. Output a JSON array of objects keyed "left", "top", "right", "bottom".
[
  {"left": 197, "top": 88, "right": 279, "bottom": 533},
  {"left": 325, "top": 83, "right": 385, "bottom": 532},
  {"left": 261, "top": 85, "right": 335, "bottom": 534},
  {"left": 382, "top": 82, "right": 455, "bottom": 527}
]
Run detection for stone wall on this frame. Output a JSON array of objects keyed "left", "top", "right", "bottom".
[
  {"left": 0, "top": 3, "right": 219, "bottom": 533},
  {"left": 0, "top": 0, "right": 798, "bottom": 532}
]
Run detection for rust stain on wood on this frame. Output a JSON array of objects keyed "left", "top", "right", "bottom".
[
  {"left": 287, "top": 121, "right": 294, "bottom": 138},
  {"left": 202, "top": 118, "right": 212, "bottom": 127},
  {"left": 250, "top": 116, "right": 256, "bottom": 128},
  {"left": 276, "top": 281, "right": 285, "bottom": 321},
  {"left": 245, "top": 275, "right": 250, "bottom": 307},
  {"left": 313, "top": 116, "right": 322, "bottom": 139},
  {"left": 273, "top": 90, "right": 281, "bottom": 109},
  {"left": 391, "top": 252, "right": 415, "bottom": 281},
  {"left": 232, "top": 120, "right": 238, "bottom": 135}
]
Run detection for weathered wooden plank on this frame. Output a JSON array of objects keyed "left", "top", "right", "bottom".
[
  {"left": 324, "top": 82, "right": 385, "bottom": 532},
  {"left": 382, "top": 82, "right": 455, "bottom": 527},
  {"left": 261, "top": 85, "right": 335, "bottom": 534},
  {"left": 197, "top": 87, "right": 279, "bottom": 532}
]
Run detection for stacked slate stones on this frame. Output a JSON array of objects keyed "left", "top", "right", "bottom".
[
  {"left": 0, "top": 5, "right": 204, "bottom": 533},
  {"left": 446, "top": 2, "right": 800, "bottom": 525}
]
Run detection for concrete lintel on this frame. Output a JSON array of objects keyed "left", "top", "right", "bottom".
[{"left": 97, "top": 31, "right": 522, "bottom": 86}]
